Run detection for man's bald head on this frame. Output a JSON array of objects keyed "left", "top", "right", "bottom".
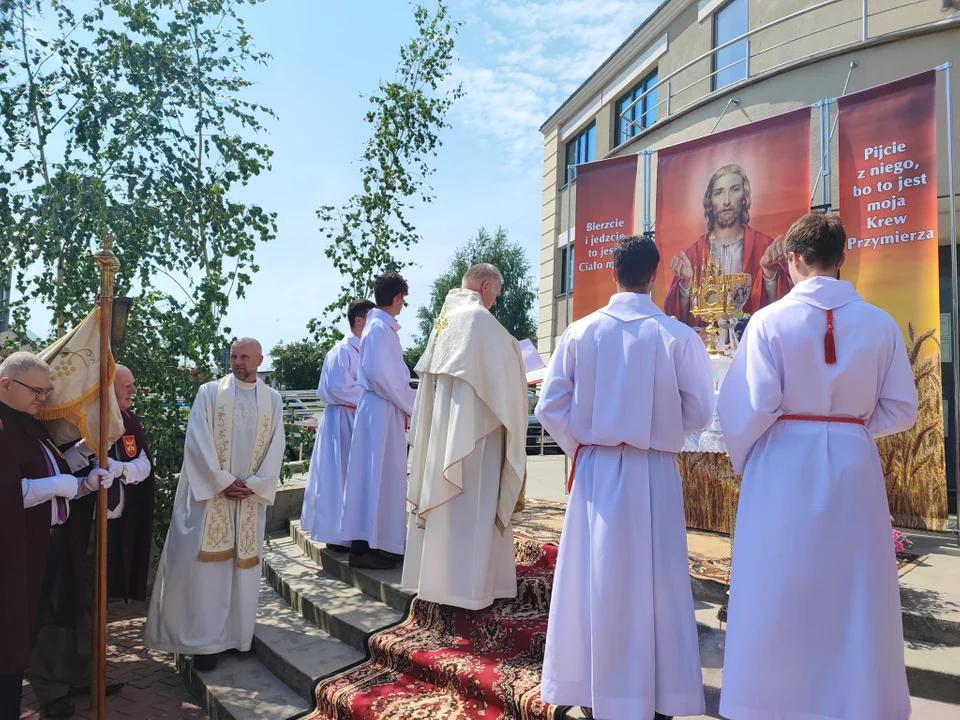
[
  {"left": 114, "top": 364, "right": 137, "bottom": 410},
  {"left": 230, "top": 337, "right": 263, "bottom": 383},
  {"left": 461, "top": 263, "right": 504, "bottom": 311},
  {"left": 232, "top": 337, "right": 262, "bottom": 356}
]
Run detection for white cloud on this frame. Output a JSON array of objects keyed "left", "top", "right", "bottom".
[{"left": 453, "top": 0, "right": 660, "bottom": 171}]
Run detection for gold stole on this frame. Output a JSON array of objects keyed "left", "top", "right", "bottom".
[{"left": 197, "top": 375, "right": 275, "bottom": 569}]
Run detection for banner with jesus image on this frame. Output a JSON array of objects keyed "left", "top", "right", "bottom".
[{"left": 653, "top": 109, "right": 812, "bottom": 328}]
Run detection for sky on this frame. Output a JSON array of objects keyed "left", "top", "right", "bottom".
[{"left": 18, "top": 0, "right": 661, "bottom": 364}]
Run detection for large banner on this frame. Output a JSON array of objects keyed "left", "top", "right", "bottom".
[
  {"left": 654, "top": 110, "right": 812, "bottom": 329},
  {"left": 838, "top": 71, "right": 947, "bottom": 531},
  {"left": 572, "top": 155, "right": 639, "bottom": 320}
]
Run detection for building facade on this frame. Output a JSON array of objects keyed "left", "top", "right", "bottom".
[{"left": 538, "top": 0, "right": 960, "bottom": 509}]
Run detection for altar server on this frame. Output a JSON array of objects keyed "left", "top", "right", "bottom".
[
  {"left": 402, "top": 264, "right": 527, "bottom": 610},
  {"left": 340, "top": 272, "right": 416, "bottom": 570},
  {"left": 536, "top": 235, "right": 714, "bottom": 720},
  {"left": 145, "top": 337, "right": 285, "bottom": 672},
  {"left": 300, "top": 299, "right": 375, "bottom": 550},
  {"left": 717, "top": 212, "right": 917, "bottom": 720}
]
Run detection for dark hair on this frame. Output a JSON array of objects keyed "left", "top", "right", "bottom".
[
  {"left": 613, "top": 235, "right": 660, "bottom": 291},
  {"left": 784, "top": 212, "right": 845, "bottom": 270},
  {"left": 347, "top": 299, "right": 375, "bottom": 328},
  {"left": 373, "top": 272, "right": 409, "bottom": 307}
]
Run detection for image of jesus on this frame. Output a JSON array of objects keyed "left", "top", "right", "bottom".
[{"left": 663, "top": 164, "right": 792, "bottom": 326}]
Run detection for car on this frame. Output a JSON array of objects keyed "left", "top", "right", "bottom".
[{"left": 526, "top": 388, "right": 560, "bottom": 455}]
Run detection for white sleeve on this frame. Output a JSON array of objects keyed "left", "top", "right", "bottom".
[
  {"left": 321, "top": 345, "right": 364, "bottom": 407},
  {"left": 866, "top": 327, "right": 919, "bottom": 438},
  {"left": 677, "top": 332, "right": 716, "bottom": 434},
  {"left": 361, "top": 326, "right": 416, "bottom": 416},
  {"left": 22, "top": 474, "right": 81, "bottom": 508},
  {"left": 120, "top": 449, "right": 152, "bottom": 485},
  {"left": 63, "top": 440, "right": 94, "bottom": 473},
  {"left": 717, "top": 317, "right": 783, "bottom": 475},
  {"left": 534, "top": 331, "right": 579, "bottom": 458}
]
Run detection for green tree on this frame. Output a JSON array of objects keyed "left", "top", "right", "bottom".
[
  {"left": 0, "top": 0, "right": 276, "bottom": 546},
  {"left": 269, "top": 338, "right": 329, "bottom": 391},
  {"left": 308, "top": 1, "right": 462, "bottom": 348},
  {"left": 414, "top": 227, "right": 537, "bottom": 350}
]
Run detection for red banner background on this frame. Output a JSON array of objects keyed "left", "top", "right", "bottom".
[{"left": 572, "top": 154, "right": 639, "bottom": 321}]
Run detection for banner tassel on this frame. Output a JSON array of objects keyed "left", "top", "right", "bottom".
[{"left": 824, "top": 309, "right": 837, "bottom": 365}]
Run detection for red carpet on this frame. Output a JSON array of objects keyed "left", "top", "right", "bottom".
[{"left": 304, "top": 538, "right": 570, "bottom": 720}]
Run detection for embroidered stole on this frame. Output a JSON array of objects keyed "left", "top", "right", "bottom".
[{"left": 198, "top": 376, "right": 275, "bottom": 569}]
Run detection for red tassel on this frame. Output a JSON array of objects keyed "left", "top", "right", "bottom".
[{"left": 824, "top": 309, "right": 837, "bottom": 364}]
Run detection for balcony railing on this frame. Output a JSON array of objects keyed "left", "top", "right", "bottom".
[{"left": 619, "top": 0, "right": 957, "bottom": 138}]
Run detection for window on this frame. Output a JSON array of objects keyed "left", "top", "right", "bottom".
[
  {"left": 559, "top": 245, "right": 574, "bottom": 295},
  {"left": 713, "top": 0, "right": 748, "bottom": 91},
  {"left": 616, "top": 69, "right": 659, "bottom": 146},
  {"left": 564, "top": 122, "right": 595, "bottom": 184}
]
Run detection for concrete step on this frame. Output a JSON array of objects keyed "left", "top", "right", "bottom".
[
  {"left": 262, "top": 534, "right": 404, "bottom": 653},
  {"left": 253, "top": 579, "right": 366, "bottom": 701},
  {"left": 176, "top": 580, "right": 368, "bottom": 720},
  {"left": 177, "top": 651, "right": 309, "bottom": 720},
  {"left": 290, "top": 520, "right": 411, "bottom": 614}
]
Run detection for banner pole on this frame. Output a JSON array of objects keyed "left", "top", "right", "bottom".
[
  {"left": 91, "top": 237, "right": 118, "bottom": 718},
  {"left": 564, "top": 165, "right": 574, "bottom": 495},
  {"left": 821, "top": 101, "right": 830, "bottom": 209},
  {"left": 940, "top": 62, "right": 959, "bottom": 545}
]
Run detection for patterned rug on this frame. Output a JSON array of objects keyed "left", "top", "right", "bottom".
[{"left": 303, "top": 538, "right": 570, "bottom": 720}]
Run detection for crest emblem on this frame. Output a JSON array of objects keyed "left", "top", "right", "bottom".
[{"left": 122, "top": 434, "right": 138, "bottom": 458}]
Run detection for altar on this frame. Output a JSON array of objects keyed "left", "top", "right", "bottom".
[{"left": 679, "top": 354, "right": 742, "bottom": 535}]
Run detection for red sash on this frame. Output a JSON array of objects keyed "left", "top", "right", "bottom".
[
  {"left": 778, "top": 414, "right": 865, "bottom": 426},
  {"left": 567, "top": 443, "right": 628, "bottom": 493}
]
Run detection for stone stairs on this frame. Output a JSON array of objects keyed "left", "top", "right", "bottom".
[{"left": 178, "top": 515, "right": 960, "bottom": 720}]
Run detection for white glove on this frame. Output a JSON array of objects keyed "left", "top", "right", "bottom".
[
  {"left": 53, "top": 474, "right": 82, "bottom": 498},
  {"left": 106, "top": 457, "right": 125, "bottom": 480},
  {"left": 83, "top": 467, "right": 115, "bottom": 493}
]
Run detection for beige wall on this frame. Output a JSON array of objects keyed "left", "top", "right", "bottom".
[{"left": 539, "top": 0, "right": 960, "bottom": 357}]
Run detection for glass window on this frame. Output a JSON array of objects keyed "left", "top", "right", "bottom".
[
  {"left": 713, "top": 0, "right": 748, "bottom": 91},
  {"left": 615, "top": 69, "right": 659, "bottom": 146},
  {"left": 564, "top": 122, "right": 595, "bottom": 184},
  {"left": 559, "top": 245, "right": 574, "bottom": 295}
]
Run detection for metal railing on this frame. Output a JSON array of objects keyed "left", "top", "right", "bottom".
[
  {"left": 618, "top": 0, "right": 954, "bottom": 137},
  {"left": 279, "top": 386, "right": 559, "bottom": 456}
]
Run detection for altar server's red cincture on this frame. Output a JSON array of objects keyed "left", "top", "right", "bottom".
[
  {"left": 778, "top": 414, "right": 865, "bottom": 426},
  {"left": 567, "top": 413, "right": 866, "bottom": 492},
  {"left": 567, "top": 443, "right": 628, "bottom": 493},
  {"left": 331, "top": 404, "right": 357, "bottom": 410}
]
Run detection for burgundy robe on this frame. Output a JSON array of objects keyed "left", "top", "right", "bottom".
[
  {"left": 53, "top": 410, "right": 155, "bottom": 627},
  {"left": 663, "top": 224, "right": 792, "bottom": 326},
  {"left": 0, "top": 401, "right": 69, "bottom": 676}
]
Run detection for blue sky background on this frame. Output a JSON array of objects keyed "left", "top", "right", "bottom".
[
  {"left": 18, "top": 0, "right": 660, "bottom": 361},
  {"left": 226, "top": 0, "right": 661, "bottom": 362}
]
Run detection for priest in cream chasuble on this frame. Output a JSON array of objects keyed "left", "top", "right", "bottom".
[
  {"left": 402, "top": 266, "right": 528, "bottom": 610},
  {"left": 146, "top": 339, "right": 284, "bottom": 658}
]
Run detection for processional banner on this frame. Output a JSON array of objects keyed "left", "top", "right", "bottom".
[
  {"left": 572, "top": 154, "right": 639, "bottom": 321},
  {"left": 838, "top": 71, "right": 947, "bottom": 531}
]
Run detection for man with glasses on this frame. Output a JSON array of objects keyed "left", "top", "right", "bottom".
[
  {"left": 340, "top": 272, "right": 416, "bottom": 570},
  {"left": 0, "top": 352, "right": 112, "bottom": 719}
]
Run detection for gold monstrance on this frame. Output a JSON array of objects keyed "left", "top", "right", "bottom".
[{"left": 689, "top": 250, "right": 752, "bottom": 355}]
